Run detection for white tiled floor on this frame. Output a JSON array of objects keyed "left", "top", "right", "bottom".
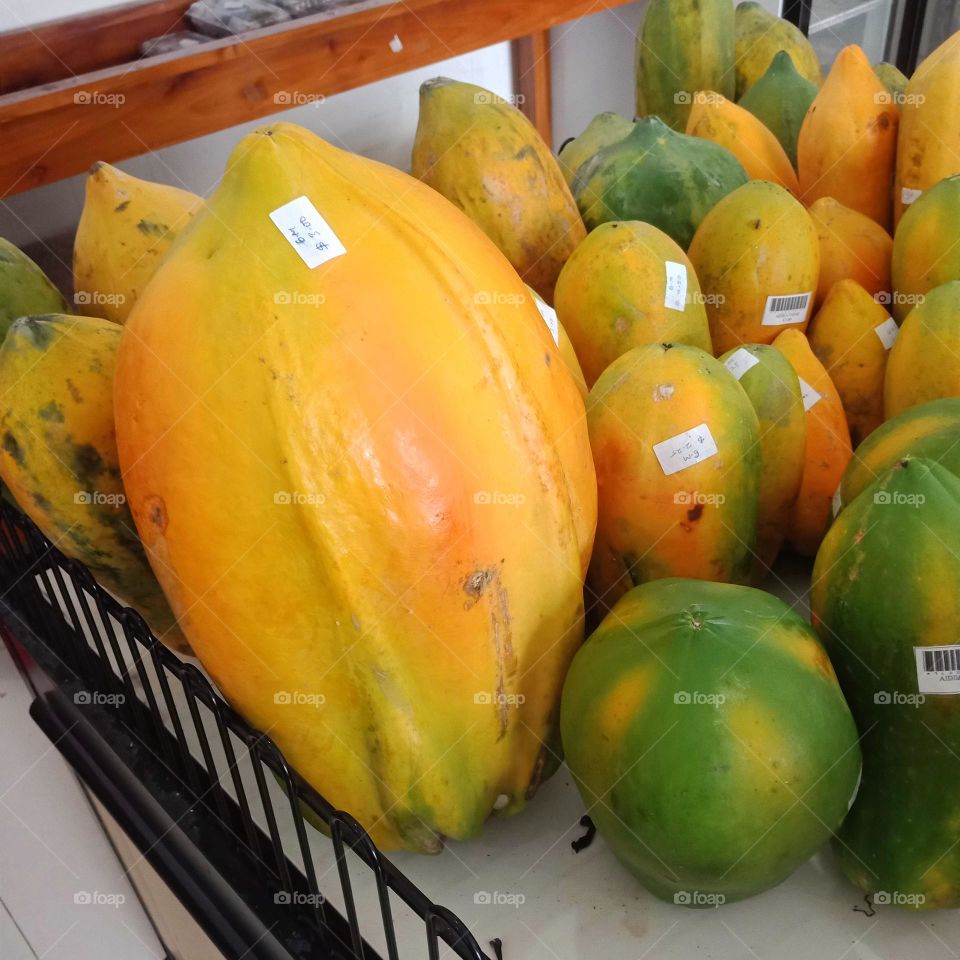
[{"left": 0, "top": 641, "right": 163, "bottom": 960}]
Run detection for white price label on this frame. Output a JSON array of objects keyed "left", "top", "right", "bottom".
[
  {"left": 723, "top": 348, "right": 760, "bottom": 381},
  {"left": 902, "top": 187, "right": 923, "bottom": 206},
  {"left": 762, "top": 291, "right": 812, "bottom": 327},
  {"left": 915, "top": 645, "right": 960, "bottom": 694},
  {"left": 269, "top": 196, "right": 347, "bottom": 269},
  {"left": 831, "top": 483, "right": 843, "bottom": 518},
  {"left": 874, "top": 317, "right": 899, "bottom": 350},
  {"left": 653, "top": 423, "right": 718, "bottom": 476},
  {"left": 799, "top": 377, "right": 821, "bottom": 411},
  {"left": 534, "top": 299, "right": 560, "bottom": 346},
  {"left": 664, "top": 261, "right": 688, "bottom": 312}
]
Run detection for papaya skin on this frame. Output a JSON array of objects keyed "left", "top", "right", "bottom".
[
  {"left": 773, "top": 328, "right": 853, "bottom": 556},
  {"left": 115, "top": 122, "right": 596, "bottom": 853},
  {"left": 798, "top": 45, "right": 899, "bottom": 230},
  {"left": 0, "top": 314, "right": 189, "bottom": 653},
  {"left": 808, "top": 278, "right": 895, "bottom": 447},
  {"left": 411, "top": 77, "right": 584, "bottom": 304},
  {"left": 526, "top": 285, "right": 588, "bottom": 401},
  {"left": 73, "top": 162, "right": 202, "bottom": 323},
  {"left": 808, "top": 197, "right": 892, "bottom": 308},
  {"left": 885, "top": 281, "right": 960, "bottom": 419},
  {"left": 873, "top": 61, "right": 908, "bottom": 101},
  {"left": 554, "top": 221, "right": 712, "bottom": 387},
  {"left": 557, "top": 112, "right": 634, "bottom": 189},
  {"left": 688, "top": 180, "right": 820, "bottom": 355},
  {"left": 0, "top": 238, "right": 68, "bottom": 340},
  {"left": 586, "top": 342, "right": 760, "bottom": 616},
  {"left": 685, "top": 91, "right": 799, "bottom": 195}
]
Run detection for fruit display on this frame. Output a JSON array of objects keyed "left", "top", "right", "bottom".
[
  {"left": 0, "top": 238, "right": 68, "bottom": 337},
  {"left": 73, "top": 161, "right": 202, "bottom": 323},
  {"left": 634, "top": 0, "right": 734, "bottom": 130},
  {"left": 563, "top": 578, "right": 860, "bottom": 905},
  {"left": 813, "top": 458, "right": 960, "bottom": 908},
  {"left": 586, "top": 342, "right": 760, "bottom": 613},
  {"left": 411, "top": 78, "right": 585, "bottom": 303},
  {"left": 688, "top": 180, "right": 820, "bottom": 354},
  {"left": 554, "top": 220, "right": 712, "bottom": 386}
]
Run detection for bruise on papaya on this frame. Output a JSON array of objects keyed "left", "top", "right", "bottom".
[
  {"left": 38, "top": 401, "right": 65, "bottom": 423},
  {"left": 136, "top": 219, "right": 169, "bottom": 237},
  {"left": 2, "top": 432, "right": 25, "bottom": 466},
  {"left": 72, "top": 442, "right": 105, "bottom": 483}
]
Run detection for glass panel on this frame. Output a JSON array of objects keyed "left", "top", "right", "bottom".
[
  {"left": 807, "top": 0, "right": 898, "bottom": 67},
  {"left": 918, "top": 0, "right": 960, "bottom": 59}
]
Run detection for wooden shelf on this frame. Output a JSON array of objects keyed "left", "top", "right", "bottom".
[{"left": 0, "top": 0, "right": 630, "bottom": 198}]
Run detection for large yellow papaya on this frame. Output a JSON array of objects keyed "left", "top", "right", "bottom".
[
  {"left": 411, "top": 78, "right": 584, "bottom": 304},
  {"left": 554, "top": 221, "right": 712, "bottom": 386},
  {"left": 73, "top": 162, "right": 202, "bottom": 323},
  {"left": 734, "top": 2, "right": 822, "bottom": 98},
  {"left": 114, "top": 122, "right": 597, "bottom": 853},
  {"left": 798, "top": 45, "right": 898, "bottom": 229},
  {"left": 0, "top": 315, "right": 188, "bottom": 653},
  {"left": 894, "top": 32, "right": 960, "bottom": 225},
  {"left": 688, "top": 180, "right": 819, "bottom": 354}
]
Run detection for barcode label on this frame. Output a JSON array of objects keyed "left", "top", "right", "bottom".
[
  {"left": 269, "top": 196, "right": 347, "bottom": 269},
  {"left": 724, "top": 348, "right": 760, "bottom": 381},
  {"left": 799, "top": 377, "right": 821, "bottom": 411},
  {"left": 874, "top": 317, "right": 899, "bottom": 350},
  {"left": 902, "top": 187, "right": 923, "bottom": 206},
  {"left": 762, "top": 291, "right": 812, "bottom": 326},
  {"left": 664, "top": 261, "right": 688, "bottom": 312},
  {"left": 533, "top": 298, "right": 560, "bottom": 346},
  {"left": 915, "top": 645, "right": 960, "bottom": 693},
  {"left": 653, "top": 422, "right": 718, "bottom": 476}
]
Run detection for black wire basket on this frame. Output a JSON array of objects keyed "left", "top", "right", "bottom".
[{"left": 0, "top": 501, "right": 493, "bottom": 960}]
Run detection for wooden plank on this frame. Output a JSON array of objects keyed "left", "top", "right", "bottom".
[
  {"left": 0, "top": 0, "right": 191, "bottom": 95},
  {"left": 0, "top": 0, "right": 627, "bottom": 197},
  {"left": 513, "top": 31, "right": 553, "bottom": 146}
]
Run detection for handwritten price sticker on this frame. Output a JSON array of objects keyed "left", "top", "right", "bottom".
[
  {"left": 653, "top": 423, "right": 718, "bottom": 476},
  {"left": 269, "top": 196, "right": 346, "bottom": 269}
]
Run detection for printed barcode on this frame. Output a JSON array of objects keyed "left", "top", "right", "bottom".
[
  {"left": 923, "top": 648, "right": 960, "bottom": 673},
  {"left": 769, "top": 295, "right": 809, "bottom": 313}
]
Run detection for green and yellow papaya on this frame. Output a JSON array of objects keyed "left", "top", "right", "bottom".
[
  {"left": 873, "top": 61, "right": 909, "bottom": 101},
  {"left": 0, "top": 238, "right": 68, "bottom": 339},
  {"left": 557, "top": 112, "right": 634, "bottom": 188},
  {"left": 734, "top": 2, "right": 822, "bottom": 98}
]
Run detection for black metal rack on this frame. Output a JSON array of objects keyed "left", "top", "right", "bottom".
[{"left": 0, "top": 503, "right": 492, "bottom": 960}]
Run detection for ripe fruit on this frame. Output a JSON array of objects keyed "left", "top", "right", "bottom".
[
  {"left": 557, "top": 112, "right": 634, "bottom": 188},
  {"left": 0, "top": 238, "right": 68, "bottom": 338},
  {"left": 734, "top": 2, "right": 822, "bottom": 98}
]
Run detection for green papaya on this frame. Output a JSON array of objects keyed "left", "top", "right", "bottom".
[
  {"left": 874, "top": 61, "right": 909, "bottom": 101},
  {"left": 557, "top": 112, "right": 634, "bottom": 188},
  {"left": 0, "top": 238, "right": 69, "bottom": 340},
  {"left": 572, "top": 116, "right": 748, "bottom": 247}
]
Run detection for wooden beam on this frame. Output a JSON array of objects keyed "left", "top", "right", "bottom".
[
  {"left": 513, "top": 31, "right": 553, "bottom": 147},
  {"left": 0, "top": 0, "right": 628, "bottom": 197}
]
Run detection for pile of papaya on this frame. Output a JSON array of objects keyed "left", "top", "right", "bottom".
[{"left": 2, "top": 0, "right": 960, "bottom": 920}]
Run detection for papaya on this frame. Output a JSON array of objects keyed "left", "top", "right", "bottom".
[
  {"left": 812, "top": 457, "right": 960, "bottom": 909},
  {"left": 885, "top": 281, "right": 960, "bottom": 418},
  {"left": 773, "top": 328, "right": 853, "bottom": 555},
  {"left": 837, "top": 397, "right": 960, "bottom": 511},
  {"left": 685, "top": 91, "right": 799, "bottom": 194},
  {"left": 873, "top": 61, "right": 908, "bottom": 101},
  {"left": 562, "top": 577, "right": 861, "bottom": 906},
  {"left": 808, "top": 279, "right": 897, "bottom": 447},
  {"left": 737, "top": 50, "right": 818, "bottom": 170},
  {"left": 114, "top": 122, "right": 597, "bottom": 853},
  {"left": 894, "top": 32, "right": 960, "bottom": 225},
  {"left": 0, "top": 238, "right": 68, "bottom": 339},
  {"left": 572, "top": 116, "right": 748, "bottom": 248},
  {"left": 411, "top": 77, "right": 584, "bottom": 304},
  {"left": 73, "top": 162, "right": 202, "bottom": 324},
  {"left": 688, "top": 180, "right": 820, "bottom": 354},
  {"left": 557, "top": 112, "right": 634, "bottom": 188},
  {"left": 720, "top": 344, "right": 805, "bottom": 577},
  {"left": 808, "top": 197, "right": 892, "bottom": 308},
  {"left": 0, "top": 315, "right": 188, "bottom": 653},
  {"left": 526, "top": 286, "right": 588, "bottom": 401},
  {"left": 634, "top": 0, "right": 734, "bottom": 131},
  {"left": 734, "top": 2, "right": 822, "bottom": 98},
  {"left": 586, "top": 342, "right": 760, "bottom": 614},
  {"left": 891, "top": 174, "right": 960, "bottom": 322},
  {"left": 798, "top": 45, "right": 899, "bottom": 229},
  {"left": 554, "top": 221, "right": 712, "bottom": 387}
]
